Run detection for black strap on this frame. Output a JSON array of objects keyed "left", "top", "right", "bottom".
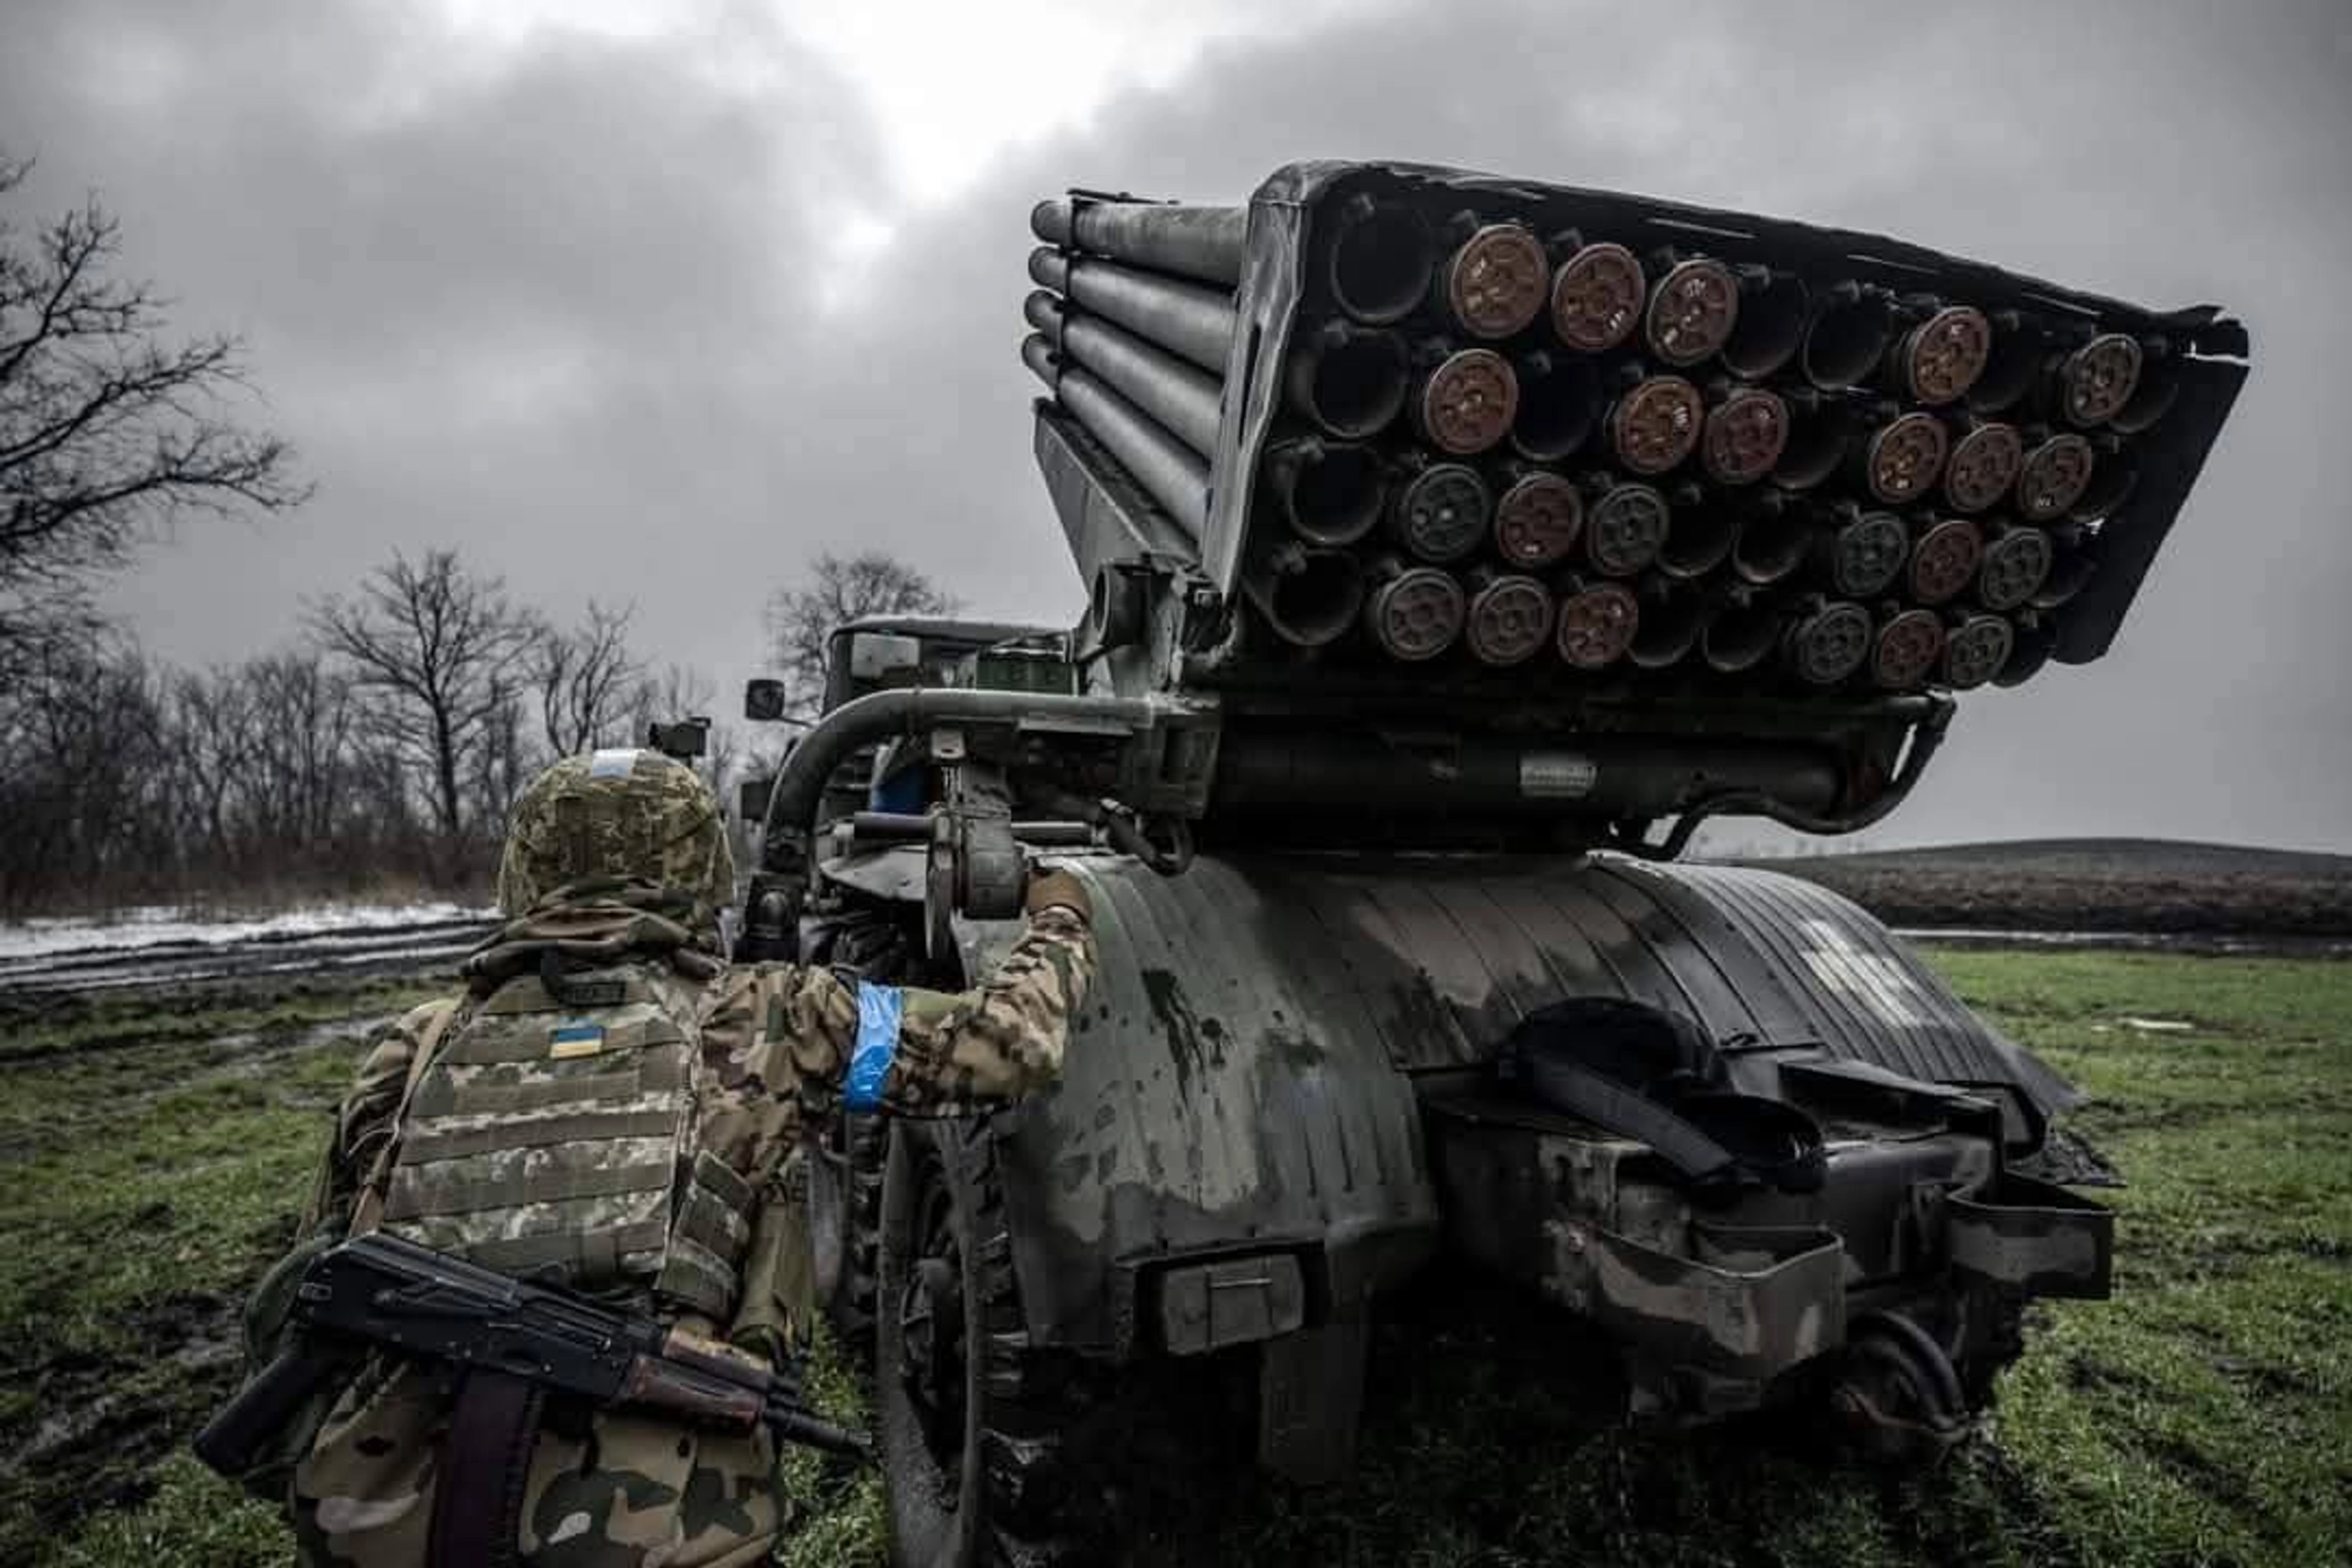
[
  {"left": 429, "top": 1369, "right": 544, "bottom": 1568},
  {"left": 1510, "top": 1050, "right": 1747, "bottom": 1186}
]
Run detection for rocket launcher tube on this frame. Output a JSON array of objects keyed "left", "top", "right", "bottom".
[
  {"left": 1030, "top": 197, "right": 1247, "bottom": 288},
  {"left": 1027, "top": 249, "right": 1238, "bottom": 374},
  {"left": 1023, "top": 334, "right": 1208, "bottom": 536},
  {"left": 1025, "top": 291, "right": 1224, "bottom": 457}
]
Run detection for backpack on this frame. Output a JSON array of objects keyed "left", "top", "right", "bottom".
[{"left": 373, "top": 952, "right": 756, "bottom": 1320}]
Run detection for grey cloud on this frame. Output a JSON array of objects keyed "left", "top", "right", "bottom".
[{"left": 6, "top": 0, "right": 2347, "bottom": 848}]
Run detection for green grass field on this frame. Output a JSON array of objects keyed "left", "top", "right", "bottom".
[{"left": 2, "top": 951, "right": 2345, "bottom": 1567}]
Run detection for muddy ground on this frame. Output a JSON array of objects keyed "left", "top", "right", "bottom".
[{"left": 2, "top": 950, "right": 2348, "bottom": 1567}]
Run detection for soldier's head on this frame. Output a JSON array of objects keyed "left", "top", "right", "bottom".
[{"left": 497, "top": 748, "right": 735, "bottom": 925}]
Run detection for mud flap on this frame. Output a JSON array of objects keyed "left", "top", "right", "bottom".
[
  {"left": 1944, "top": 1172, "right": 2114, "bottom": 1300},
  {"left": 1587, "top": 1221, "right": 1847, "bottom": 1391}
]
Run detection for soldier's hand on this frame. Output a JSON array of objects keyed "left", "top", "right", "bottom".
[{"left": 1023, "top": 863, "right": 1091, "bottom": 923}]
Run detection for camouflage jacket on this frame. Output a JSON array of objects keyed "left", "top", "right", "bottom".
[{"left": 288, "top": 891, "right": 1093, "bottom": 1568}]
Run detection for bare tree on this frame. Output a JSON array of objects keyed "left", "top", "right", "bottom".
[
  {"left": 308, "top": 549, "right": 537, "bottom": 851},
  {"left": 0, "top": 154, "right": 306, "bottom": 670},
  {"left": 762, "top": 551, "right": 953, "bottom": 724},
  {"left": 533, "top": 600, "right": 643, "bottom": 756}
]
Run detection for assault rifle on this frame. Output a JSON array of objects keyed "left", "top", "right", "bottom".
[{"left": 194, "top": 1231, "right": 865, "bottom": 1477}]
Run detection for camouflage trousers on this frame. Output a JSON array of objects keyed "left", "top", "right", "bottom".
[{"left": 291, "top": 1361, "right": 780, "bottom": 1568}]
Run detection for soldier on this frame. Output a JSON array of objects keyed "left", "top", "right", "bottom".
[{"left": 264, "top": 747, "right": 1095, "bottom": 1567}]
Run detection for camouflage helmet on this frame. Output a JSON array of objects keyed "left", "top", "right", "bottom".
[{"left": 497, "top": 749, "right": 734, "bottom": 921}]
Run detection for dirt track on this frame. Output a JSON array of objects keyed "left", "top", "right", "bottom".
[{"left": 0, "top": 915, "right": 493, "bottom": 994}]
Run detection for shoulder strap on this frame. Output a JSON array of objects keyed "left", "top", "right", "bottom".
[{"left": 349, "top": 998, "right": 463, "bottom": 1237}]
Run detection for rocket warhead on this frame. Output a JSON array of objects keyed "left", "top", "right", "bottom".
[
  {"left": 1941, "top": 613, "right": 2017, "bottom": 690},
  {"left": 1555, "top": 579, "right": 1641, "bottom": 670},
  {"left": 1895, "top": 305, "right": 1995, "bottom": 407},
  {"left": 1494, "top": 470, "right": 1585, "bottom": 570},
  {"left": 2017, "top": 432, "right": 2097, "bottom": 521},
  {"left": 1943, "top": 421, "right": 2024, "bottom": 514},
  {"left": 1907, "top": 517, "right": 1987, "bottom": 606},
  {"left": 1871, "top": 606, "right": 1947, "bottom": 691}
]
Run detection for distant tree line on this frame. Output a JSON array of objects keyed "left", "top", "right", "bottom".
[
  {"left": 0, "top": 547, "right": 741, "bottom": 912},
  {"left": 0, "top": 150, "right": 956, "bottom": 916}
]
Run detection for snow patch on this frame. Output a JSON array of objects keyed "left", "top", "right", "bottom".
[{"left": 0, "top": 902, "right": 493, "bottom": 961}]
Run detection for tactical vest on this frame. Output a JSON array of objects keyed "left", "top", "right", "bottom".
[{"left": 378, "top": 959, "right": 753, "bottom": 1321}]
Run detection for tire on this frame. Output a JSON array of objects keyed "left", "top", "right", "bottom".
[{"left": 876, "top": 1117, "right": 1094, "bottom": 1568}]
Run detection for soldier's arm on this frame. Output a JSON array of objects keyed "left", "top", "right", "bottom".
[
  {"left": 296, "top": 1003, "right": 441, "bottom": 1236},
  {"left": 744, "top": 874, "right": 1096, "bottom": 1117}
]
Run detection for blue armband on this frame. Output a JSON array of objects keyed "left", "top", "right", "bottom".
[{"left": 844, "top": 983, "right": 903, "bottom": 1111}]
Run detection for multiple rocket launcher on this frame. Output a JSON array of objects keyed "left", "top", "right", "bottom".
[{"left": 1020, "top": 165, "right": 2242, "bottom": 703}]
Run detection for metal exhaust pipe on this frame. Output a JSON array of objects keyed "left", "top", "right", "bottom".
[
  {"left": 1628, "top": 581, "right": 1710, "bottom": 670},
  {"left": 2109, "top": 340, "right": 2179, "bottom": 434},
  {"left": 1510, "top": 350, "right": 1603, "bottom": 461},
  {"left": 1389, "top": 461, "right": 1492, "bottom": 564},
  {"left": 1859, "top": 407, "right": 1951, "bottom": 506},
  {"left": 1024, "top": 290, "right": 1223, "bottom": 455},
  {"left": 1730, "top": 492, "right": 1811, "bottom": 587},
  {"left": 1721, "top": 268, "right": 1808, "bottom": 380},
  {"left": 1030, "top": 197, "right": 1246, "bottom": 287},
  {"left": 1702, "top": 385, "right": 1791, "bottom": 486},
  {"left": 1581, "top": 478, "right": 1673, "bottom": 578},
  {"left": 1493, "top": 468, "right": 1585, "bottom": 570},
  {"left": 1463, "top": 567, "right": 1556, "bottom": 668},
  {"left": 2016, "top": 431, "right": 2096, "bottom": 522},
  {"left": 2031, "top": 529, "right": 2099, "bottom": 611},
  {"left": 1023, "top": 333, "right": 1206, "bottom": 536},
  {"left": 1026, "top": 249, "right": 1236, "bottom": 373},
  {"left": 1412, "top": 345, "right": 1519, "bottom": 455},
  {"left": 1891, "top": 303, "right": 1994, "bottom": 407},
  {"left": 1940, "top": 613, "right": 2016, "bottom": 691},
  {"left": 1941, "top": 419, "right": 2024, "bottom": 514},
  {"left": 1871, "top": 606, "right": 1947, "bottom": 691},
  {"left": 1245, "top": 541, "right": 1366, "bottom": 648},
  {"left": 1773, "top": 389, "right": 1853, "bottom": 491},
  {"left": 1818, "top": 503, "right": 1911, "bottom": 599},
  {"left": 1907, "top": 517, "right": 1986, "bottom": 606},
  {"left": 1286, "top": 321, "right": 1410, "bottom": 438},
  {"left": 1657, "top": 489, "right": 1738, "bottom": 581},
  {"left": 1784, "top": 597, "right": 1874, "bottom": 685},
  {"left": 1327, "top": 194, "right": 1435, "bottom": 325},
  {"left": 1549, "top": 239, "right": 1646, "bottom": 354},
  {"left": 2072, "top": 439, "right": 2138, "bottom": 519},
  {"left": 1645, "top": 254, "right": 1740, "bottom": 367},
  {"left": 1802, "top": 282, "right": 1894, "bottom": 391},
  {"left": 1995, "top": 615, "right": 2058, "bottom": 686},
  {"left": 1974, "top": 524, "right": 2054, "bottom": 613},
  {"left": 1555, "top": 578, "right": 1641, "bottom": 669},
  {"left": 1702, "top": 590, "right": 1784, "bottom": 674},
  {"left": 1362, "top": 555, "right": 1466, "bottom": 662},
  {"left": 1438, "top": 216, "right": 1550, "bottom": 340},
  {"left": 1607, "top": 374, "right": 1704, "bottom": 476},
  {"left": 1265, "top": 437, "right": 1387, "bottom": 547}
]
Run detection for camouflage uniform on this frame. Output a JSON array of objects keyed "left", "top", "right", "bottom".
[{"left": 283, "top": 750, "right": 1094, "bottom": 1568}]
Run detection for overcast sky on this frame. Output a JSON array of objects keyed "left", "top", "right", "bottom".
[{"left": 6, "top": 0, "right": 2348, "bottom": 851}]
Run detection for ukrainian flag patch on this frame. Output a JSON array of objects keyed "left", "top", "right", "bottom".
[{"left": 548, "top": 1022, "right": 607, "bottom": 1059}]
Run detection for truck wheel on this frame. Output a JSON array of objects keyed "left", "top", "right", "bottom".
[
  {"left": 876, "top": 1118, "right": 1087, "bottom": 1568},
  {"left": 809, "top": 1109, "right": 886, "bottom": 1344}
]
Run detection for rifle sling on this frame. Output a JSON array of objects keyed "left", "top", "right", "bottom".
[{"left": 429, "top": 1368, "right": 543, "bottom": 1568}]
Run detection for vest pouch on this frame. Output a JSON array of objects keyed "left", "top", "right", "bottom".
[
  {"left": 655, "top": 1148, "right": 757, "bottom": 1320},
  {"left": 381, "top": 964, "right": 698, "bottom": 1294}
]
